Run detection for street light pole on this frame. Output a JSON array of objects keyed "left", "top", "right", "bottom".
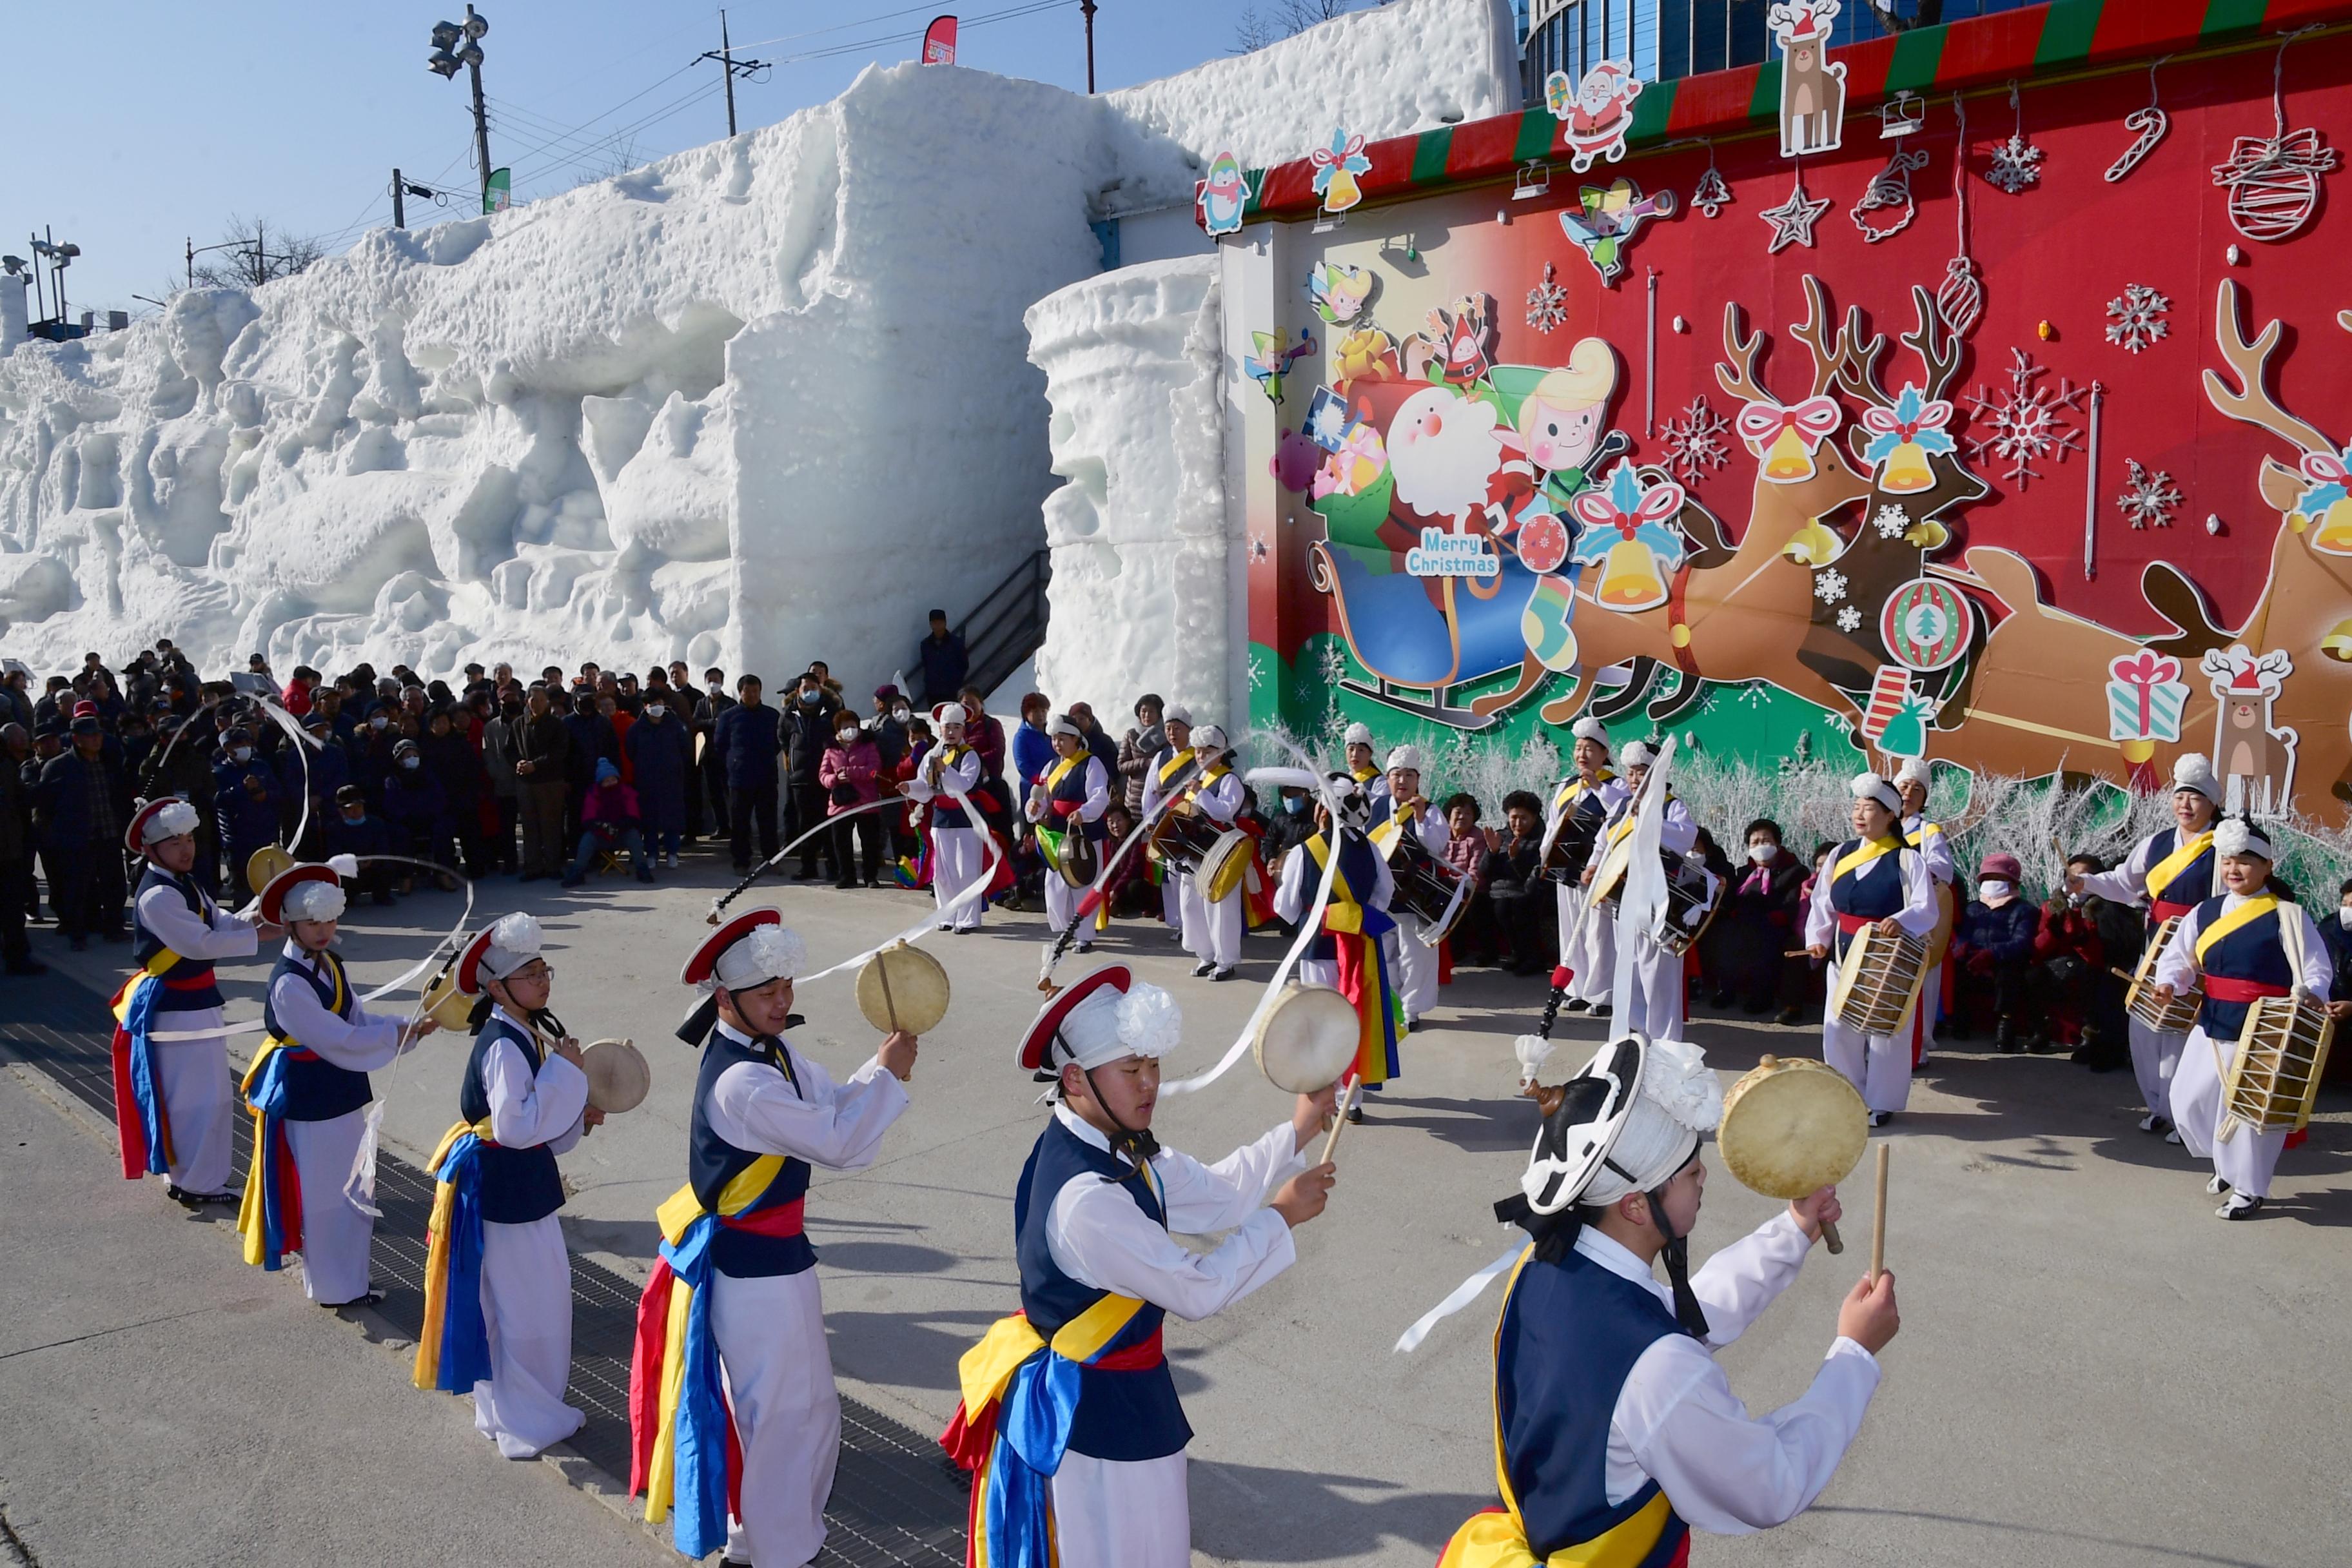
[
  {"left": 468, "top": 43, "right": 493, "bottom": 208},
  {"left": 1083, "top": 0, "right": 1099, "bottom": 92},
  {"left": 429, "top": 8, "right": 495, "bottom": 210}
]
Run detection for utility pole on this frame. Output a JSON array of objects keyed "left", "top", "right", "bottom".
[
  {"left": 393, "top": 169, "right": 407, "bottom": 229},
  {"left": 1083, "top": 0, "right": 1099, "bottom": 92},
  {"left": 255, "top": 220, "right": 266, "bottom": 286},
  {"left": 428, "top": 8, "right": 495, "bottom": 210},
  {"left": 699, "top": 11, "right": 768, "bottom": 138}
]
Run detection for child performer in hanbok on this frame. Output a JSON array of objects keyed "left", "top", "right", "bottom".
[
  {"left": 240, "top": 862, "right": 438, "bottom": 1304},
  {"left": 1804, "top": 774, "right": 1937, "bottom": 1126},
  {"left": 413, "top": 912, "right": 600, "bottom": 1458},
  {"left": 2148, "top": 816, "right": 2345, "bottom": 1218},
  {"left": 1273, "top": 772, "right": 1402, "bottom": 1119},
  {"left": 114, "top": 797, "right": 278, "bottom": 1206},
  {"left": 945, "top": 966, "right": 1336, "bottom": 1568}
]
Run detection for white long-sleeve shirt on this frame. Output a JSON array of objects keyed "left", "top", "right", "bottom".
[
  {"left": 1044, "top": 1105, "right": 1307, "bottom": 1323},
  {"left": 1602, "top": 792, "right": 1697, "bottom": 859},
  {"left": 906, "top": 745, "right": 982, "bottom": 807},
  {"left": 2077, "top": 824, "right": 2220, "bottom": 911},
  {"left": 482, "top": 1004, "right": 587, "bottom": 1155},
  {"left": 269, "top": 942, "right": 405, "bottom": 1072},
  {"left": 705, "top": 1021, "right": 908, "bottom": 1170},
  {"left": 1026, "top": 754, "right": 1110, "bottom": 826},
  {"left": 1901, "top": 814, "right": 1953, "bottom": 888},
  {"left": 1190, "top": 770, "right": 1245, "bottom": 827},
  {"left": 2153, "top": 893, "right": 2332, "bottom": 1001},
  {"left": 136, "top": 874, "right": 260, "bottom": 964},
  {"left": 1803, "top": 843, "right": 1937, "bottom": 950},
  {"left": 1582, "top": 1215, "right": 1881, "bottom": 1534},
  {"left": 1273, "top": 833, "right": 1395, "bottom": 925}
]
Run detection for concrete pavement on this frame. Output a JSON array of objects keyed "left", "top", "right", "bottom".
[{"left": 13, "top": 860, "right": 2350, "bottom": 1567}]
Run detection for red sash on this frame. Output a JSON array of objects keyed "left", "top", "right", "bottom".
[
  {"left": 1836, "top": 913, "right": 1875, "bottom": 934},
  {"left": 162, "top": 968, "right": 219, "bottom": 992},
  {"left": 718, "top": 1197, "right": 807, "bottom": 1238},
  {"left": 2201, "top": 976, "right": 2289, "bottom": 1005},
  {"left": 2150, "top": 897, "right": 2199, "bottom": 922}
]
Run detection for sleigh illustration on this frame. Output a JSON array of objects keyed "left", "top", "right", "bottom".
[{"left": 1308, "top": 538, "right": 1542, "bottom": 729}]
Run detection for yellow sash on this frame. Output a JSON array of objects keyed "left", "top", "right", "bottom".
[
  {"left": 1435, "top": 1247, "right": 1678, "bottom": 1568},
  {"left": 1835, "top": 834, "right": 1903, "bottom": 883},
  {"left": 1044, "top": 754, "right": 1081, "bottom": 792},
  {"left": 2193, "top": 894, "right": 2280, "bottom": 968},
  {"left": 1552, "top": 770, "right": 1614, "bottom": 814},
  {"left": 2148, "top": 832, "right": 2216, "bottom": 905},
  {"left": 1303, "top": 833, "right": 1367, "bottom": 935},
  {"left": 236, "top": 950, "right": 349, "bottom": 1269},
  {"left": 1194, "top": 753, "right": 1230, "bottom": 784},
  {"left": 1156, "top": 750, "right": 1191, "bottom": 788}
]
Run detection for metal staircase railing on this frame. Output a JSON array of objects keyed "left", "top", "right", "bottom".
[{"left": 958, "top": 546, "right": 1051, "bottom": 699}]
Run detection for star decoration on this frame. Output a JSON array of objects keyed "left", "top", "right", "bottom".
[
  {"left": 1761, "top": 177, "right": 1832, "bottom": 253},
  {"left": 1250, "top": 535, "right": 1271, "bottom": 562}
]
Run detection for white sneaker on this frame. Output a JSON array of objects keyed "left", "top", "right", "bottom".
[
  {"left": 2137, "top": 1113, "right": 2160, "bottom": 1132},
  {"left": 2217, "top": 1192, "right": 2264, "bottom": 1220},
  {"left": 2206, "top": 1173, "right": 2230, "bottom": 1196},
  {"left": 664, "top": 852, "right": 678, "bottom": 868}
]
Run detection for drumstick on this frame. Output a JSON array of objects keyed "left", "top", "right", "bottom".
[
  {"left": 1318, "top": 1076, "right": 1361, "bottom": 1165},
  {"left": 875, "top": 945, "right": 901, "bottom": 1033},
  {"left": 1870, "top": 1143, "right": 1890, "bottom": 1284}
]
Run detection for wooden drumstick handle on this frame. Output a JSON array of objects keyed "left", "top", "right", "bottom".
[
  {"left": 1318, "top": 1077, "right": 1360, "bottom": 1166},
  {"left": 1820, "top": 1215, "right": 1844, "bottom": 1255},
  {"left": 875, "top": 946, "right": 901, "bottom": 1033},
  {"left": 1870, "top": 1143, "right": 1890, "bottom": 1284}
]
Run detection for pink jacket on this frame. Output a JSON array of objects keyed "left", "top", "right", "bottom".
[{"left": 819, "top": 738, "right": 884, "bottom": 813}]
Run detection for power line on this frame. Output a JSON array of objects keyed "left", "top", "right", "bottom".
[{"left": 509, "top": 83, "right": 723, "bottom": 186}]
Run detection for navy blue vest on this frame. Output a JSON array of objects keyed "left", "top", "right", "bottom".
[
  {"left": 260, "top": 950, "right": 374, "bottom": 1122},
  {"left": 1304, "top": 829, "right": 1387, "bottom": 963},
  {"left": 133, "top": 866, "right": 224, "bottom": 1012},
  {"left": 1014, "top": 1117, "right": 1190, "bottom": 1463},
  {"left": 691, "top": 1028, "right": 816, "bottom": 1279},
  {"left": 1828, "top": 838, "right": 1908, "bottom": 958},
  {"left": 2193, "top": 896, "right": 2295, "bottom": 1041},
  {"left": 1496, "top": 1248, "right": 1691, "bottom": 1564},
  {"left": 459, "top": 1015, "right": 568, "bottom": 1226},
  {"left": 928, "top": 745, "right": 975, "bottom": 828},
  {"left": 1046, "top": 756, "right": 1106, "bottom": 842},
  {"left": 2143, "top": 827, "right": 2217, "bottom": 928}
]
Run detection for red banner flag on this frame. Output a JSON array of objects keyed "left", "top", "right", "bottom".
[{"left": 921, "top": 14, "right": 957, "bottom": 64}]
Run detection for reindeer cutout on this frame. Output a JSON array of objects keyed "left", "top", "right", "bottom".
[
  {"left": 2201, "top": 645, "right": 2298, "bottom": 812},
  {"left": 1772, "top": 2, "right": 1848, "bottom": 158}
]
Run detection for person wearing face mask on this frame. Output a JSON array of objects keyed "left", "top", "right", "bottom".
[
  {"left": 1804, "top": 774, "right": 1937, "bottom": 1126},
  {"left": 382, "top": 737, "right": 456, "bottom": 892},
  {"left": 868, "top": 684, "right": 910, "bottom": 772},
  {"left": 211, "top": 725, "right": 283, "bottom": 898},
  {"left": 819, "top": 711, "right": 887, "bottom": 888},
  {"left": 786, "top": 674, "right": 843, "bottom": 883},
  {"left": 692, "top": 667, "right": 736, "bottom": 842},
  {"left": 627, "top": 692, "right": 694, "bottom": 868},
  {"left": 1710, "top": 820, "right": 1810, "bottom": 1022},
  {"left": 1952, "top": 854, "right": 2043, "bottom": 1053},
  {"left": 322, "top": 784, "right": 400, "bottom": 905}
]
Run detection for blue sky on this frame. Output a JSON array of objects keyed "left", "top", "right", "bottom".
[{"left": 10, "top": 0, "right": 1377, "bottom": 315}]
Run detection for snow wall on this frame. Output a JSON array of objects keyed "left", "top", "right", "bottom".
[{"left": 0, "top": 0, "right": 1517, "bottom": 705}]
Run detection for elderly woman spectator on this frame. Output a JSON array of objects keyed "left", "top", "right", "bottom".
[
  {"left": 1011, "top": 693, "right": 1055, "bottom": 798},
  {"left": 1707, "top": 818, "right": 1811, "bottom": 1021},
  {"left": 626, "top": 691, "right": 694, "bottom": 868},
  {"left": 563, "top": 758, "right": 653, "bottom": 886},
  {"left": 1952, "top": 852, "right": 2043, "bottom": 1052},
  {"left": 819, "top": 711, "right": 888, "bottom": 889}
]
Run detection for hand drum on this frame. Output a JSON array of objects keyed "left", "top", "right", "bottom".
[
  {"left": 1252, "top": 985, "right": 1361, "bottom": 1094},
  {"left": 1717, "top": 1055, "right": 1867, "bottom": 1253},
  {"left": 857, "top": 941, "right": 950, "bottom": 1036}
]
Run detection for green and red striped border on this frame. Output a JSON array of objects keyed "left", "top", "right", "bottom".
[{"left": 1232, "top": 0, "right": 2352, "bottom": 224}]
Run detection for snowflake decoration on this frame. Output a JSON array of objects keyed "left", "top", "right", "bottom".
[
  {"left": 1317, "top": 638, "right": 1350, "bottom": 690},
  {"left": 1250, "top": 535, "right": 1270, "bottom": 561},
  {"left": 1735, "top": 680, "right": 1772, "bottom": 710},
  {"left": 2104, "top": 284, "right": 2170, "bottom": 354},
  {"left": 1965, "top": 348, "right": 2086, "bottom": 491},
  {"left": 2117, "top": 459, "right": 2183, "bottom": 529},
  {"left": 1836, "top": 605, "right": 1863, "bottom": 633},
  {"left": 1249, "top": 659, "right": 1269, "bottom": 692},
  {"left": 1984, "top": 132, "right": 2044, "bottom": 195},
  {"left": 1658, "top": 397, "right": 1730, "bottom": 480},
  {"left": 1525, "top": 262, "right": 1569, "bottom": 335},
  {"left": 1814, "top": 569, "right": 1848, "bottom": 605},
  {"left": 1872, "top": 504, "right": 1912, "bottom": 539}
]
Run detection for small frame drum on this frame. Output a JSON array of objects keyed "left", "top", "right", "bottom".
[
  {"left": 583, "top": 1039, "right": 651, "bottom": 1114},
  {"left": 246, "top": 844, "right": 296, "bottom": 897},
  {"left": 1197, "top": 828, "right": 1254, "bottom": 903},
  {"left": 1830, "top": 924, "right": 1928, "bottom": 1037},
  {"left": 418, "top": 964, "right": 476, "bottom": 1031},
  {"left": 1252, "top": 984, "right": 1361, "bottom": 1093},
  {"left": 1654, "top": 858, "right": 1722, "bottom": 956},
  {"left": 2124, "top": 916, "right": 2202, "bottom": 1035},
  {"left": 858, "top": 941, "right": 950, "bottom": 1035},
  {"left": 1718, "top": 1054, "right": 1868, "bottom": 1253},
  {"left": 2223, "top": 994, "right": 2335, "bottom": 1135}
]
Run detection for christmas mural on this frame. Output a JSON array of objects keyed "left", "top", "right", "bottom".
[{"left": 1224, "top": 2, "right": 2352, "bottom": 823}]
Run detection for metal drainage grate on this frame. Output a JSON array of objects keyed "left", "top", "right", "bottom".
[{"left": 1, "top": 969, "right": 970, "bottom": 1567}]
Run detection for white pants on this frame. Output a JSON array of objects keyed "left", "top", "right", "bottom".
[
  {"left": 1617, "top": 930, "right": 1685, "bottom": 1041},
  {"left": 714, "top": 1268, "right": 838, "bottom": 1568},
  {"left": 1821, "top": 950, "right": 1912, "bottom": 1113},
  {"left": 930, "top": 825, "right": 985, "bottom": 930},
  {"left": 155, "top": 1025, "right": 235, "bottom": 1193},
  {"left": 1050, "top": 1449, "right": 1190, "bottom": 1568},
  {"left": 1161, "top": 872, "right": 1182, "bottom": 927},
  {"left": 1912, "top": 967, "right": 1941, "bottom": 1066},
  {"left": 474, "top": 1214, "right": 582, "bottom": 1459},
  {"left": 1557, "top": 883, "right": 1614, "bottom": 1003},
  {"left": 1044, "top": 858, "right": 1093, "bottom": 939},
  {"left": 2170, "top": 1026, "right": 2289, "bottom": 1198},
  {"left": 286, "top": 1108, "right": 375, "bottom": 1304},
  {"left": 1179, "top": 877, "right": 1241, "bottom": 969},
  {"left": 1388, "top": 913, "right": 1437, "bottom": 1022},
  {"left": 2130, "top": 1017, "right": 2188, "bottom": 1121}
]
